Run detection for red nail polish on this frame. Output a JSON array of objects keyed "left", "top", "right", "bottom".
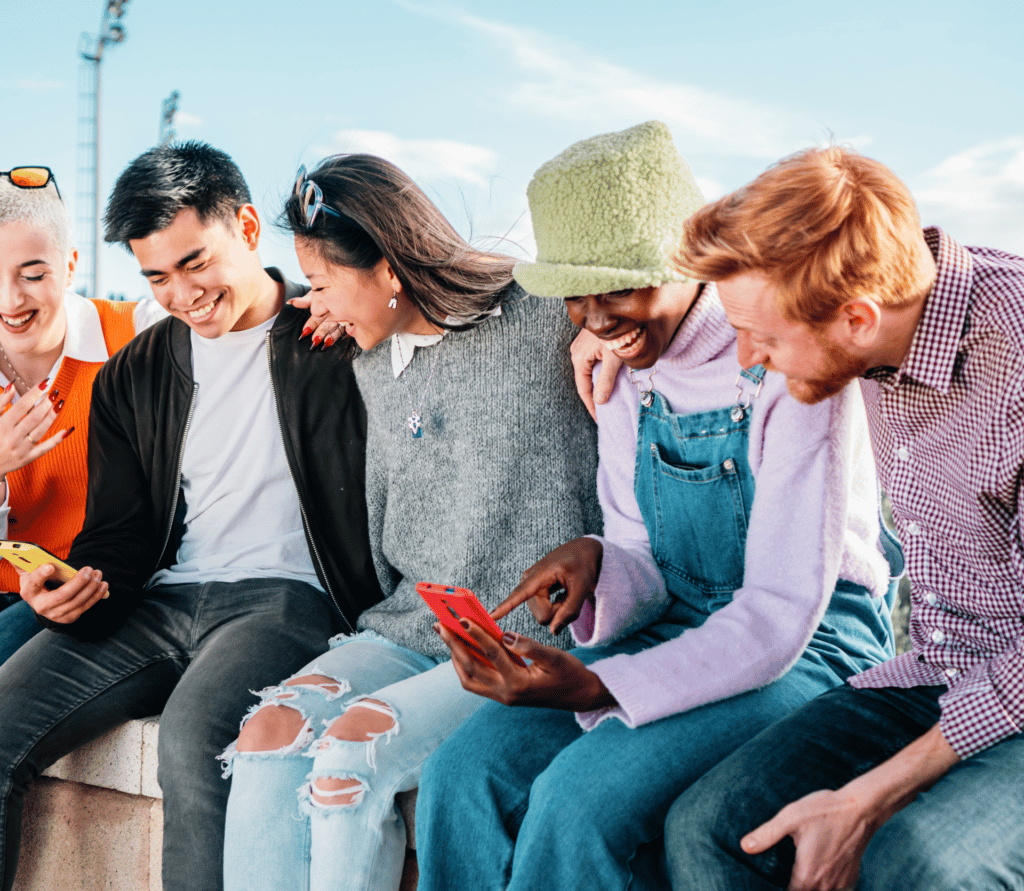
[
  {"left": 48, "top": 389, "right": 60, "bottom": 403},
  {"left": 38, "top": 380, "right": 48, "bottom": 390},
  {"left": 3, "top": 383, "right": 12, "bottom": 393},
  {"left": 300, "top": 325, "right": 313, "bottom": 339},
  {"left": 311, "top": 335, "right": 322, "bottom": 348},
  {"left": 323, "top": 335, "right": 334, "bottom": 349},
  {"left": 54, "top": 399, "right": 65, "bottom": 413},
  {"left": 63, "top": 426, "right": 76, "bottom": 440}
]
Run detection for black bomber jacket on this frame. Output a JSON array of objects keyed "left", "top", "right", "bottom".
[{"left": 53, "top": 270, "right": 383, "bottom": 640}]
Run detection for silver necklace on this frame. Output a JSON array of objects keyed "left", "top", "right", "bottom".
[
  {"left": 397, "top": 336, "right": 444, "bottom": 438},
  {"left": 0, "top": 342, "right": 29, "bottom": 393},
  {"left": 628, "top": 365, "right": 659, "bottom": 407}
]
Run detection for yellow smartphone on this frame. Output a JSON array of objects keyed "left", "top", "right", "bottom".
[{"left": 0, "top": 541, "right": 78, "bottom": 587}]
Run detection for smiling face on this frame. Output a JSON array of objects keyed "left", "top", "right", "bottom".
[
  {"left": 294, "top": 236, "right": 429, "bottom": 352},
  {"left": 131, "top": 205, "right": 275, "bottom": 337},
  {"left": 716, "top": 270, "right": 868, "bottom": 404},
  {"left": 562, "top": 282, "right": 699, "bottom": 369},
  {"left": 0, "top": 219, "right": 73, "bottom": 362}
]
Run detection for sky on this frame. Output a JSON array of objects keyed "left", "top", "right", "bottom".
[{"left": 4, "top": 0, "right": 1023, "bottom": 300}]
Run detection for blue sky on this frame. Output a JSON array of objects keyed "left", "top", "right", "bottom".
[{"left": 5, "top": 0, "right": 1023, "bottom": 299}]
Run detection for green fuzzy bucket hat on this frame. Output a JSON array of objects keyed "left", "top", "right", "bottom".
[{"left": 514, "top": 120, "right": 705, "bottom": 298}]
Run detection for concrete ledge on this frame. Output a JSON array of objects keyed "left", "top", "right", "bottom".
[{"left": 42, "top": 717, "right": 161, "bottom": 798}]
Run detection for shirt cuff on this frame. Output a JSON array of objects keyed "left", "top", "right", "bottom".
[{"left": 938, "top": 668, "right": 1022, "bottom": 758}]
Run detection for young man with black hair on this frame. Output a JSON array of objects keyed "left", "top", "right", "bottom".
[{"left": 0, "top": 141, "right": 381, "bottom": 891}]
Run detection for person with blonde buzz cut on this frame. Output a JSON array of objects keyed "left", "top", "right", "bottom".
[{"left": 664, "top": 146, "right": 1024, "bottom": 891}]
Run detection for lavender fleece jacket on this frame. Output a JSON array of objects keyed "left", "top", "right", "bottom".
[{"left": 572, "top": 284, "right": 890, "bottom": 729}]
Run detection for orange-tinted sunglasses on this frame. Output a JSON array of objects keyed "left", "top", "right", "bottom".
[{"left": 2, "top": 167, "right": 61, "bottom": 199}]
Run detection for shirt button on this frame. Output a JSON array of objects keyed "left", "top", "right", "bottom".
[
  {"left": 931, "top": 629, "right": 945, "bottom": 643},
  {"left": 907, "top": 521, "right": 922, "bottom": 536},
  {"left": 924, "top": 592, "right": 937, "bottom": 606},
  {"left": 896, "top": 446, "right": 910, "bottom": 461},
  {"left": 945, "top": 667, "right": 959, "bottom": 678}
]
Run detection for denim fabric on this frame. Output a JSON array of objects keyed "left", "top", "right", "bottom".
[
  {"left": 222, "top": 632, "right": 486, "bottom": 891},
  {"left": 415, "top": 382, "right": 897, "bottom": 891},
  {"left": 664, "top": 684, "right": 1024, "bottom": 890},
  {"left": 0, "top": 598, "right": 40, "bottom": 666},
  {"left": 634, "top": 385, "right": 757, "bottom": 620},
  {"left": 0, "top": 579, "right": 337, "bottom": 891}
]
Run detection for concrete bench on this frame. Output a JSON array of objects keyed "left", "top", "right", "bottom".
[{"left": 14, "top": 718, "right": 419, "bottom": 891}]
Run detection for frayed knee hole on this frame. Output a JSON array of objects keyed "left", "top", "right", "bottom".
[
  {"left": 236, "top": 704, "right": 307, "bottom": 753},
  {"left": 283, "top": 674, "right": 346, "bottom": 696},
  {"left": 324, "top": 698, "right": 396, "bottom": 742},
  {"left": 311, "top": 777, "right": 364, "bottom": 807}
]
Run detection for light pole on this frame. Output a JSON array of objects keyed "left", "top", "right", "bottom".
[
  {"left": 160, "top": 90, "right": 180, "bottom": 144},
  {"left": 77, "top": 0, "right": 131, "bottom": 300}
]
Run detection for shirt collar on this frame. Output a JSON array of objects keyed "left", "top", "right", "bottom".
[
  {"left": 389, "top": 306, "right": 502, "bottom": 378},
  {"left": 60, "top": 290, "right": 109, "bottom": 363},
  {"left": 891, "top": 228, "right": 974, "bottom": 394}
]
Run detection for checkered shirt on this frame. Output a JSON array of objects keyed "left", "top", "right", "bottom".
[{"left": 850, "top": 228, "right": 1024, "bottom": 758}]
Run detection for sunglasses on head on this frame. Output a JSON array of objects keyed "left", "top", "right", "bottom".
[
  {"left": 292, "top": 165, "right": 341, "bottom": 229},
  {"left": 2, "top": 167, "right": 61, "bottom": 199}
]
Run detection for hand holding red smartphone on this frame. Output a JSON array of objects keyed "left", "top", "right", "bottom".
[{"left": 416, "top": 581, "right": 526, "bottom": 668}]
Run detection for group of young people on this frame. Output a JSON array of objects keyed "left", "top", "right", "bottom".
[{"left": 0, "top": 117, "right": 1018, "bottom": 891}]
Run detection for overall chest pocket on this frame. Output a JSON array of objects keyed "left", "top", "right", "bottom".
[{"left": 643, "top": 437, "right": 752, "bottom": 603}]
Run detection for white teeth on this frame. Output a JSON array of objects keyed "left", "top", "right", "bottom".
[
  {"left": 1, "top": 311, "right": 35, "bottom": 328},
  {"left": 186, "top": 300, "right": 216, "bottom": 321},
  {"left": 606, "top": 328, "right": 641, "bottom": 351}
]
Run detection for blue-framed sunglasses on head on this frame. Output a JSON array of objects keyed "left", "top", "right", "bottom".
[
  {"left": 293, "top": 165, "right": 341, "bottom": 228},
  {"left": 2, "top": 166, "right": 61, "bottom": 199}
]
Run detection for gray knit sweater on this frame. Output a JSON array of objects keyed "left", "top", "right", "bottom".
[{"left": 354, "top": 287, "right": 602, "bottom": 656}]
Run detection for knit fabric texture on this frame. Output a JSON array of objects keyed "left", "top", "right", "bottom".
[
  {"left": 354, "top": 287, "right": 602, "bottom": 657},
  {"left": 1, "top": 299, "right": 136, "bottom": 593},
  {"left": 514, "top": 120, "right": 705, "bottom": 298}
]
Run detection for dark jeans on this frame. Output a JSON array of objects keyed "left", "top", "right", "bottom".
[
  {"left": 0, "top": 579, "right": 339, "bottom": 891},
  {"left": 664, "top": 684, "right": 1024, "bottom": 890},
  {"left": 0, "top": 597, "right": 41, "bottom": 666}
]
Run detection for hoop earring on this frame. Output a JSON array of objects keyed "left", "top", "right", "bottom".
[{"left": 388, "top": 290, "right": 398, "bottom": 310}]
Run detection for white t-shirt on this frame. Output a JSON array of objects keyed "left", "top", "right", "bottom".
[{"left": 149, "top": 316, "right": 322, "bottom": 590}]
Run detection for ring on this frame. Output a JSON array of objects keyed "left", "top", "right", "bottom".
[{"left": 27, "top": 437, "right": 37, "bottom": 445}]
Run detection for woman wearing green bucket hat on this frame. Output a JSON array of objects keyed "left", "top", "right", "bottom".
[{"left": 417, "top": 121, "right": 902, "bottom": 890}]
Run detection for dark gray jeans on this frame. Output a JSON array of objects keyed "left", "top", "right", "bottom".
[{"left": 0, "top": 578, "right": 340, "bottom": 891}]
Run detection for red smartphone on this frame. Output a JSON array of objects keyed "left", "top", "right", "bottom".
[{"left": 417, "top": 581, "right": 526, "bottom": 668}]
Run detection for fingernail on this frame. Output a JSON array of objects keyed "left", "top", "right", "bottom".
[
  {"left": 300, "top": 325, "right": 313, "bottom": 339},
  {"left": 102, "top": 586, "right": 110, "bottom": 600},
  {"left": 38, "top": 379, "right": 49, "bottom": 390},
  {"left": 502, "top": 632, "right": 516, "bottom": 646},
  {"left": 4, "top": 383, "right": 13, "bottom": 393},
  {"left": 54, "top": 399, "right": 65, "bottom": 413},
  {"left": 432, "top": 622, "right": 441, "bottom": 635},
  {"left": 48, "top": 389, "right": 60, "bottom": 403},
  {"left": 63, "top": 426, "right": 76, "bottom": 440},
  {"left": 459, "top": 618, "right": 470, "bottom": 631},
  {"left": 323, "top": 335, "right": 334, "bottom": 348}
]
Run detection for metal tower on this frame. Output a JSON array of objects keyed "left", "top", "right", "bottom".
[
  {"left": 160, "top": 90, "right": 180, "bottom": 144},
  {"left": 76, "top": 0, "right": 131, "bottom": 300}
]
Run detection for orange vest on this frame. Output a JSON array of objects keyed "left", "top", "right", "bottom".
[{"left": 1, "top": 299, "right": 137, "bottom": 593}]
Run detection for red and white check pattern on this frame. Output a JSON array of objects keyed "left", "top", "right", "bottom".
[{"left": 851, "top": 228, "right": 1024, "bottom": 758}]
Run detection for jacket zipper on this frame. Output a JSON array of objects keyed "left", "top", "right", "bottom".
[
  {"left": 157, "top": 382, "right": 198, "bottom": 568},
  {"left": 265, "top": 337, "right": 345, "bottom": 623}
]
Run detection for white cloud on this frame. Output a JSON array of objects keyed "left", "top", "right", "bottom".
[
  {"left": 317, "top": 129, "right": 500, "bottom": 187},
  {"left": 174, "top": 111, "right": 203, "bottom": 128},
  {"left": 914, "top": 136, "right": 1024, "bottom": 254},
  {"left": 16, "top": 77, "right": 64, "bottom": 90},
  {"left": 398, "top": 3, "right": 815, "bottom": 159}
]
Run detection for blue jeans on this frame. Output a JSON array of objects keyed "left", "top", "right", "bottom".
[
  {"left": 0, "top": 597, "right": 40, "bottom": 666},
  {"left": 415, "top": 581, "right": 893, "bottom": 891},
  {"left": 0, "top": 579, "right": 337, "bottom": 891},
  {"left": 664, "top": 684, "right": 1024, "bottom": 890},
  {"left": 222, "top": 631, "right": 486, "bottom": 891}
]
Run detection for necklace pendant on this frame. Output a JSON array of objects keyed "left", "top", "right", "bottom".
[{"left": 407, "top": 412, "right": 424, "bottom": 438}]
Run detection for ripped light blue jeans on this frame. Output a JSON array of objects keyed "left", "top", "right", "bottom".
[{"left": 221, "top": 630, "right": 485, "bottom": 891}]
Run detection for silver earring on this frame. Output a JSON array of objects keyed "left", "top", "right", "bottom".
[{"left": 388, "top": 290, "right": 398, "bottom": 309}]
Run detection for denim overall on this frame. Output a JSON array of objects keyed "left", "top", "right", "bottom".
[{"left": 632, "top": 365, "right": 896, "bottom": 676}]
